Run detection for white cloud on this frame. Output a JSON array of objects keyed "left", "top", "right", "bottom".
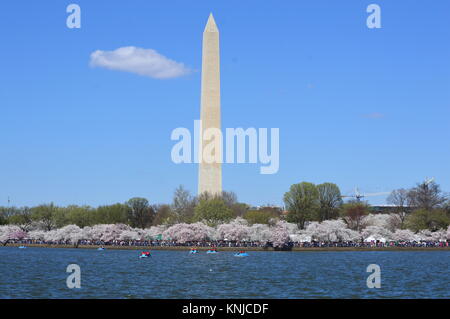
[{"left": 90, "top": 46, "right": 191, "bottom": 79}]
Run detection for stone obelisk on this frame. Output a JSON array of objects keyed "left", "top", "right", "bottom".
[{"left": 198, "top": 13, "right": 222, "bottom": 196}]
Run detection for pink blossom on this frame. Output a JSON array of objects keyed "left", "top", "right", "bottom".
[
  {"left": 217, "top": 218, "right": 250, "bottom": 241},
  {"left": 0, "top": 225, "right": 28, "bottom": 242},
  {"left": 163, "top": 222, "right": 210, "bottom": 243},
  {"left": 270, "top": 221, "right": 292, "bottom": 247}
]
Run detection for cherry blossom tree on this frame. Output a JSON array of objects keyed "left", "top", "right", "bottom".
[
  {"left": 1, "top": 213, "right": 448, "bottom": 246},
  {"left": 302, "top": 219, "right": 360, "bottom": 242},
  {"left": 417, "top": 229, "right": 447, "bottom": 241},
  {"left": 391, "top": 229, "right": 419, "bottom": 241},
  {"left": 248, "top": 224, "right": 272, "bottom": 242},
  {"left": 270, "top": 221, "right": 292, "bottom": 247},
  {"left": 362, "top": 214, "right": 390, "bottom": 228},
  {"left": 289, "top": 233, "right": 312, "bottom": 242},
  {"left": 82, "top": 224, "right": 132, "bottom": 242},
  {"left": 27, "top": 230, "right": 46, "bottom": 241},
  {"left": 0, "top": 225, "right": 27, "bottom": 245},
  {"left": 118, "top": 230, "right": 141, "bottom": 241},
  {"left": 55, "top": 225, "right": 84, "bottom": 245},
  {"left": 361, "top": 213, "right": 403, "bottom": 232},
  {"left": 139, "top": 225, "right": 167, "bottom": 240},
  {"left": 40, "top": 225, "right": 83, "bottom": 246},
  {"left": 361, "top": 226, "right": 393, "bottom": 242},
  {"left": 163, "top": 222, "right": 210, "bottom": 243},
  {"left": 217, "top": 218, "right": 250, "bottom": 241}
]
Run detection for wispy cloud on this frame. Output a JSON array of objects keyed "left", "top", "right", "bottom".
[
  {"left": 362, "top": 112, "right": 385, "bottom": 119},
  {"left": 90, "top": 46, "right": 191, "bottom": 79}
]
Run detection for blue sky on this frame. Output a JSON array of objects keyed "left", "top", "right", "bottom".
[{"left": 1, "top": 1, "right": 449, "bottom": 207}]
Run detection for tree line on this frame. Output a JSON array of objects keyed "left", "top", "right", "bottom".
[
  {"left": 1, "top": 180, "right": 449, "bottom": 234},
  {"left": 283, "top": 180, "right": 450, "bottom": 232},
  {"left": 0, "top": 187, "right": 260, "bottom": 231}
]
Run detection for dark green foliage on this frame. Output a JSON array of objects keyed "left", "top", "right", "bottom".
[{"left": 284, "top": 182, "right": 319, "bottom": 229}]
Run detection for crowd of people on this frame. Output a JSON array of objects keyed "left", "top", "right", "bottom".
[{"left": 5, "top": 238, "right": 449, "bottom": 249}]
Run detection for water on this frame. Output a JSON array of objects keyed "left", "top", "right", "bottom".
[{"left": 0, "top": 247, "right": 448, "bottom": 298}]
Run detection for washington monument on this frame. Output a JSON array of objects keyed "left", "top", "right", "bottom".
[{"left": 198, "top": 13, "right": 222, "bottom": 195}]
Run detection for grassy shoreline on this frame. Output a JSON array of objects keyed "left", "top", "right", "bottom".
[{"left": 4, "top": 243, "right": 450, "bottom": 252}]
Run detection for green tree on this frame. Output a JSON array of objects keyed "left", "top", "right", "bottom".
[
  {"left": 52, "top": 207, "right": 70, "bottom": 228},
  {"left": 229, "top": 203, "right": 248, "bottom": 217},
  {"left": 0, "top": 206, "right": 21, "bottom": 219},
  {"left": 317, "top": 183, "right": 343, "bottom": 221},
  {"left": 406, "top": 209, "right": 450, "bottom": 232},
  {"left": 63, "top": 205, "right": 95, "bottom": 228},
  {"left": 430, "top": 210, "right": 450, "bottom": 230},
  {"left": 193, "top": 198, "right": 234, "bottom": 226},
  {"left": 340, "top": 201, "right": 370, "bottom": 231},
  {"left": 220, "top": 191, "right": 249, "bottom": 217},
  {"left": 31, "top": 203, "right": 58, "bottom": 231},
  {"left": 284, "top": 182, "right": 319, "bottom": 229},
  {"left": 244, "top": 208, "right": 278, "bottom": 225},
  {"left": 126, "top": 197, "right": 154, "bottom": 228},
  {"left": 196, "top": 190, "right": 248, "bottom": 219},
  {"left": 0, "top": 210, "right": 6, "bottom": 225},
  {"left": 171, "top": 185, "right": 196, "bottom": 223},
  {"left": 444, "top": 200, "right": 450, "bottom": 215},
  {"left": 8, "top": 207, "right": 33, "bottom": 231},
  {"left": 93, "top": 203, "right": 129, "bottom": 225},
  {"left": 152, "top": 204, "right": 176, "bottom": 225}
]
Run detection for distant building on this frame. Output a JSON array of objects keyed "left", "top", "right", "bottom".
[{"left": 370, "top": 204, "right": 411, "bottom": 214}]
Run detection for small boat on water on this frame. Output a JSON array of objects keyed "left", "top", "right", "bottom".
[
  {"left": 206, "top": 249, "right": 218, "bottom": 254},
  {"left": 139, "top": 251, "right": 151, "bottom": 258},
  {"left": 18, "top": 246, "right": 26, "bottom": 249},
  {"left": 189, "top": 249, "right": 199, "bottom": 254},
  {"left": 97, "top": 247, "right": 105, "bottom": 251},
  {"left": 234, "top": 251, "right": 249, "bottom": 257}
]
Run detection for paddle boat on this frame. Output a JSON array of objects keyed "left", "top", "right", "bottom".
[
  {"left": 234, "top": 251, "right": 249, "bottom": 257},
  {"left": 18, "top": 245, "right": 26, "bottom": 249},
  {"left": 206, "top": 249, "right": 218, "bottom": 254},
  {"left": 139, "top": 251, "right": 151, "bottom": 258},
  {"left": 189, "top": 249, "right": 199, "bottom": 254},
  {"left": 97, "top": 247, "right": 105, "bottom": 251}
]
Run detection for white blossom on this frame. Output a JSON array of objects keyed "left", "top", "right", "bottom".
[
  {"left": 163, "top": 222, "right": 210, "bottom": 243},
  {"left": 361, "top": 225, "right": 393, "bottom": 242},
  {"left": 417, "top": 229, "right": 447, "bottom": 241},
  {"left": 217, "top": 218, "right": 250, "bottom": 241},
  {"left": 391, "top": 229, "right": 420, "bottom": 241},
  {"left": 248, "top": 224, "right": 272, "bottom": 242},
  {"left": 302, "top": 219, "right": 360, "bottom": 242}
]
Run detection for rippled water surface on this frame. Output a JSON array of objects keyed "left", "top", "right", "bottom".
[{"left": 0, "top": 247, "right": 448, "bottom": 298}]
